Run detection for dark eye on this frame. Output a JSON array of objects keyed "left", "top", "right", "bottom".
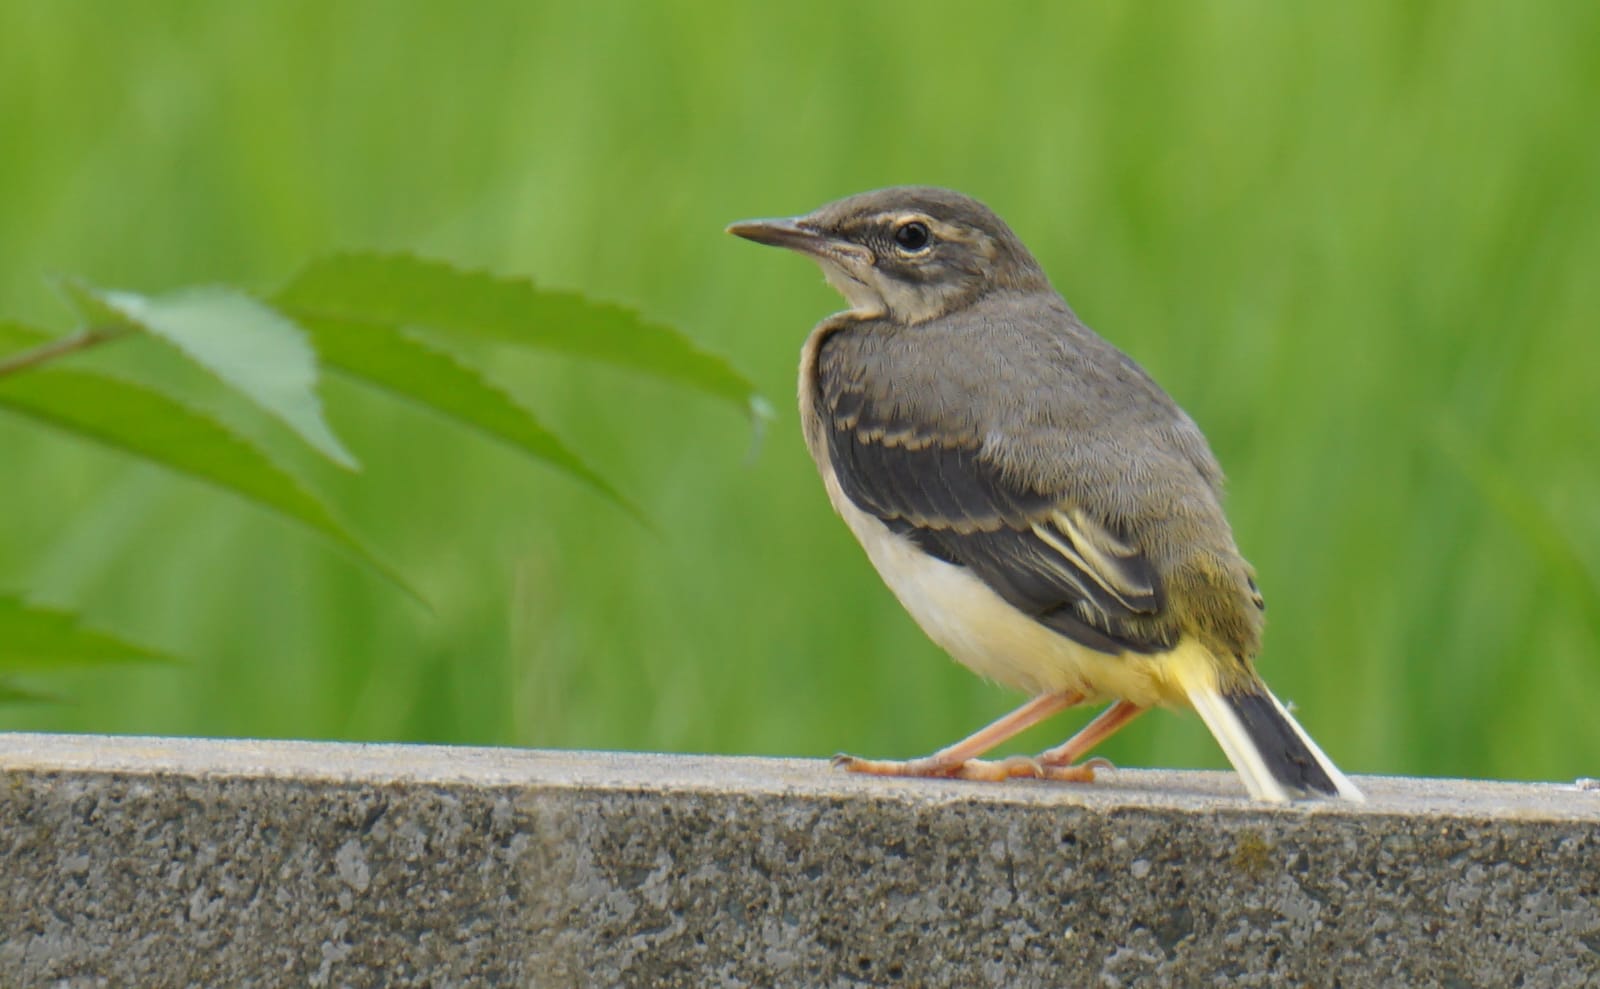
[{"left": 893, "top": 221, "right": 931, "bottom": 252}]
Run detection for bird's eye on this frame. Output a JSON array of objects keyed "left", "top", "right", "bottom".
[{"left": 893, "top": 221, "right": 932, "bottom": 252}]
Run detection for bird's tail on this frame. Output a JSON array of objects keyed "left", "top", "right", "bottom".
[{"left": 1168, "top": 646, "right": 1363, "bottom": 802}]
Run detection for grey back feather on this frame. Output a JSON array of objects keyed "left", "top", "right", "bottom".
[{"left": 817, "top": 289, "right": 1265, "bottom": 661}]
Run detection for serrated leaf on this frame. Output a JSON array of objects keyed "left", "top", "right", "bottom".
[
  {"left": 275, "top": 252, "right": 761, "bottom": 415},
  {"left": 0, "top": 321, "right": 420, "bottom": 601},
  {"left": 0, "top": 594, "right": 171, "bottom": 671},
  {"left": 300, "top": 314, "right": 646, "bottom": 523},
  {"left": 60, "top": 280, "right": 360, "bottom": 470}
]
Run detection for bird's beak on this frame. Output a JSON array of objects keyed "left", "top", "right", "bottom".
[{"left": 725, "top": 217, "right": 874, "bottom": 266}]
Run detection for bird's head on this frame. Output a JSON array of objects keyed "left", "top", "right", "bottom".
[{"left": 728, "top": 186, "right": 1050, "bottom": 325}]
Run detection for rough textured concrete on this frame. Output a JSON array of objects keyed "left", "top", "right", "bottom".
[{"left": 1, "top": 734, "right": 1598, "bottom": 988}]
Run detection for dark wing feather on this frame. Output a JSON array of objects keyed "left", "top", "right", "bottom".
[{"left": 820, "top": 359, "right": 1174, "bottom": 656}]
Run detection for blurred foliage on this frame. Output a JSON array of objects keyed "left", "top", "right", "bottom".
[
  {"left": 0, "top": 594, "right": 172, "bottom": 703},
  {"left": 1, "top": 256, "right": 755, "bottom": 681},
  {"left": 1, "top": 2, "right": 1596, "bottom": 783}
]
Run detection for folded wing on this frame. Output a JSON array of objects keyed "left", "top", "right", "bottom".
[{"left": 822, "top": 372, "right": 1176, "bottom": 656}]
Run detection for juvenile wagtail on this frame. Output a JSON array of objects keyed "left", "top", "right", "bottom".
[{"left": 728, "top": 186, "right": 1361, "bottom": 802}]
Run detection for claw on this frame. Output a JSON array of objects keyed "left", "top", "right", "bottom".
[
  {"left": 996, "top": 755, "right": 1045, "bottom": 778},
  {"left": 1039, "top": 756, "right": 1115, "bottom": 783}
]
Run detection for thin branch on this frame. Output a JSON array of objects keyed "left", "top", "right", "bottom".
[{"left": 0, "top": 326, "right": 129, "bottom": 379}]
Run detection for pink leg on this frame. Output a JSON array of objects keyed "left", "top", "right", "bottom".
[
  {"left": 835, "top": 690, "right": 1086, "bottom": 781},
  {"left": 1036, "top": 699, "right": 1145, "bottom": 776}
]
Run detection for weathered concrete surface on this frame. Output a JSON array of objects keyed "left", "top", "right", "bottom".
[{"left": 1, "top": 734, "right": 1597, "bottom": 988}]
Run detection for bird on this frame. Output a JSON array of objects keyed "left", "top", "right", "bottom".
[{"left": 727, "top": 186, "right": 1362, "bottom": 802}]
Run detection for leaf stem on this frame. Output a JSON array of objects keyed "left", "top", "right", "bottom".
[{"left": 0, "top": 326, "right": 128, "bottom": 379}]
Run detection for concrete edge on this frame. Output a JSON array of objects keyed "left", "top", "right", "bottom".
[{"left": 2, "top": 731, "right": 1595, "bottom": 824}]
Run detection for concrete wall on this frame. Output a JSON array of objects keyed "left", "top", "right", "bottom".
[{"left": 2, "top": 733, "right": 1597, "bottom": 988}]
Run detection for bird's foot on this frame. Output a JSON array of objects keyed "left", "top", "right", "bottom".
[
  {"left": 832, "top": 753, "right": 1112, "bottom": 783},
  {"left": 831, "top": 753, "right": 965, "bottom": 778}
]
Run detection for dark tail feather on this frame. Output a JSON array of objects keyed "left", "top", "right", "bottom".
[
  {"left": 1186, "top": 675, "right": 1363, "bottom": 801},
  {"left": 1223, "top": 687, "right": 1359, "bottom": 799}
]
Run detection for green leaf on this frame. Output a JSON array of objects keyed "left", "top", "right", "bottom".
[
  {"left": 300, "top": 314, "right": 646, "bottom": 522},
  {"left": 0, "top": 594, "right": 171, "bottom": 671},
  {"left": 0, "top": 680, "right": 61, "bottom": 705},
  {"left": 61, "top": 280, "right": 360, "bottom": 469},
  {"left": 274, "top": 252, "right": 763, "bottom": 415},
  {"left": 0, "top": 321, "right": 418, "bottom": 599}
]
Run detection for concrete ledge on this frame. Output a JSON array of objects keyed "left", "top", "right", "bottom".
[{"left": 2, "top": 733, "right": 1598, "bottom": 988}]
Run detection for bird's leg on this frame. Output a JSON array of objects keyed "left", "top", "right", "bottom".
[
  {"left": 1035, "top": 699, "right": 1145, "bottom": 780},
  {"left": 834, "top": 690, "right": 1085, "bottom": 781}
]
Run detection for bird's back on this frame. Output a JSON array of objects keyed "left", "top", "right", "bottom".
[{"left": 812, "top": 289, "right": 1266, "bottom": 667}]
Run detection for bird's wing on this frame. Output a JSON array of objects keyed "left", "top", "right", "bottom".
[{"left": 819, "top": 342, "right": 1177, "bottom": 656}]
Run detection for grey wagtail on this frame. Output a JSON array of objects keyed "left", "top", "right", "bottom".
[{"left": 728, "top": 186, "right": 1362, "bottom": 802}]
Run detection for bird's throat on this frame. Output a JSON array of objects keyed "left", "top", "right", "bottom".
[{"left": 817, "top": 259, "right": 888, "bottom": 319}]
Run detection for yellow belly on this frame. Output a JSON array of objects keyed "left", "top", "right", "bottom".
[{"left": 823, "top": 466, "right": 1203, "bottom": 709}]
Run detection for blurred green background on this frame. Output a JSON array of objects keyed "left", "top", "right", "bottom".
[{"left": 2, "top": 2, "right": 1597, "bottom": 782}]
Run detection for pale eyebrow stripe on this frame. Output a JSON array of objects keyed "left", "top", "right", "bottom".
[{"left": 869, "top": 211, "right": 972, "bottom": 245}]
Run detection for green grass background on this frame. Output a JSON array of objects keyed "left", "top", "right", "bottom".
[{"left": 2, "top": 2, "right": 1597, "bottom": 782}]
